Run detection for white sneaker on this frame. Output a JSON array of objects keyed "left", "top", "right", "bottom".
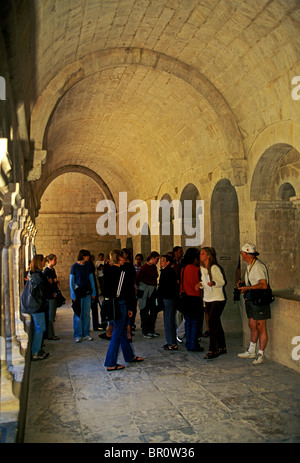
[
  {"left": 237, "top": 349, "right": 256, "bottom": 359},
  {"left": 75, "top": 337, "right": 82, "bottom": 343},
  {"left": 82, "top": 335, "right": 93, "bottom": 341},
  {"left": 253, "top": 353, "right": 265, "bottom": 365}
]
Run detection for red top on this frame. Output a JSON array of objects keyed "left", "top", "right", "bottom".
[
  {"left": 180, "top": 265, "right": 200, "bottom": 297},
  {"left": 135, "top": 262, "right": 158, "bottom": 286}
]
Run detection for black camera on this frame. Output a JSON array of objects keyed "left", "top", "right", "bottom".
[{"left": 233, "top": 287, "right": 241, "bottom": 302}]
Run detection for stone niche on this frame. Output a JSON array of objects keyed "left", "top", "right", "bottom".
[{"left": 35, "top": 172, "right": 117, "bottom": 292}]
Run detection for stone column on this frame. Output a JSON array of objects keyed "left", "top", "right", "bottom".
[{"left": 289, "top": 196, "right": 300, "bottom": 296}]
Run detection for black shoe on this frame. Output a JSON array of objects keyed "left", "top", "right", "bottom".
[
  {"left": 194, "top": 346, "right": 204, "bottom": 352},
  {"left": 99, "top": 333, "right": 112, "bottom": 340},
  {"left": 204, "top": 351, "right": 219, "bottom": 359}
]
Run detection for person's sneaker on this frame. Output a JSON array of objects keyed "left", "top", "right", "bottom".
[
  {"left": 82, "top": 336, "right": 93, "bottom": 341},
  {"left": 143, "top": 333, "right": 153, "bottom": 338},
  {"left": 151, "top": 332, "right": 160, "bottom": 337},
  {"left": 253, "top": 353, "right": 265, "bottom": 365},
  {"left": 32, "top": 350, "right": 49, "bottom": 361},
  {"left": 237, "top": 349, "right": 256, "bottom": 359},
  {"left": 74, "top": 337, "right": 82, "bottom": 343}
]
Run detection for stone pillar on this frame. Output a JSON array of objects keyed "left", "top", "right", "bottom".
[
  {"left": 0, "top": 184, "right": 36, "bottom": 416},
  {"left": 289, "top": 196, "right": 300, "bottom": 296}
]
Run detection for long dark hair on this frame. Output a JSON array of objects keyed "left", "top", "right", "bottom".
[{"left": 181, "top": 248, "right": 200, "bottom": 267}]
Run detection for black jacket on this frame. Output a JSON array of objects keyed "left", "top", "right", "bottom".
[
  {"left": 158, "top": 265, "right": 178, "bottom": 300},
  {"left": 20, "top": 270, "right": 48, "bottom": 314}
]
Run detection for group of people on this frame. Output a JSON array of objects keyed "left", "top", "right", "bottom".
[
  {"left": 21, "top": 253, "right": 63, "bottom": 360},
  {"left": 20, "top": 242, "right": 272, "bottom": 368}
]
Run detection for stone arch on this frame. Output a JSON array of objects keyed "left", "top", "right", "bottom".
[
  {"left": 159, "top": 193, "right": 174, "bottom": 255},
  {"left": 250, "top": 143, "right": 295, "bottom": 201},
  {"left": 30, "top": 48, "right": 244, "bottom": 161},
  {"left": 252, "top": 143, "right": 300, "bottom": 294},
  {"left": 278, "top": 183, "right": 296, "bottom": 201},
  {"left": 141, "top": 222, "right": 151, "bottom": 260},
  {"left": 36, "top": 165, "right": 115, "bottom": 210},
  {"left": 35, "top": 171, "right": 118, "bottom": 290},
  {"left": 180, "top": 183, "right": 202, "bottom": 252}
]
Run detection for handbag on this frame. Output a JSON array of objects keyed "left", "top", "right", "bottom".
[
  {"left": 247, "top": 263, "right": 274, "bottom": 306},
  {"left": 55, "top": 290, "right": 66, "bottom": 308},
  {"left": 101, "top": 270, "right": 125, "bottom": 322},
  {"left": 251, "top": 286, "right": 274, "bottom": 306}
]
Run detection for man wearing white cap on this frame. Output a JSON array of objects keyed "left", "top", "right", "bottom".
[{"left": 237, "top": 244, "right": 271, "bottom": 365}]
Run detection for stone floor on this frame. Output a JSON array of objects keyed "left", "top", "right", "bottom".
[{"left": 23, "top": 303, "right": 300, "bottom": 444}]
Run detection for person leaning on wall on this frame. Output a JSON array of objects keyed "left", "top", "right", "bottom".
[
  {"left": 237, "top": 243, "right": 272, "bottom": 365},
  {"left": 20, "top": 254, "right": 50, "bottom": 361}
]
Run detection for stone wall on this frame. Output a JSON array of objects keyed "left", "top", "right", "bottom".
[{"left": 241, "top": 296, "right": 300, "bottom": 373}]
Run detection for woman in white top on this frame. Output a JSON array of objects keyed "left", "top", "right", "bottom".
[{"left": 197, "top": 247, "right": 227, "bottom": 359}]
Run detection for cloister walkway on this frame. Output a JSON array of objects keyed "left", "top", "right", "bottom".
[{"left": 23, "top": 303, "right": 300, "bottom": 444}]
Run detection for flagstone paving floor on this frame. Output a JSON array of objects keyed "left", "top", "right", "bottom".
[{"left": 24, "top": 304, "right": 300, "bottom": 444}]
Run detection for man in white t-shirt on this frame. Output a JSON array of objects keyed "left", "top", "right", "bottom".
[{"left": 237, "top": 243, "right": 271, "bottom": 365}]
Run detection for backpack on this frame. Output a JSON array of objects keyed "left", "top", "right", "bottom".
[{"left": 20, "top": 274, "right": 46, "bottom": 314}]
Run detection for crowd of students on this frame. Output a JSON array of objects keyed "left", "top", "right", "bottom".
[{"left": 21, "top": 242, "right": 271, "bottom": 367}]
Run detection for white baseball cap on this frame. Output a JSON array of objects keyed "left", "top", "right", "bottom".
[{"left": 241, "top": 243, "right": 259, "bottom": 256}]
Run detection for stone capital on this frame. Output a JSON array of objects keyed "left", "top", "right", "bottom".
[{"left": 26, "top": 150, "right": 47, "bottom": 181}]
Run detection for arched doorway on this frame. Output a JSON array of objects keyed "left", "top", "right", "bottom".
[
  {"left": 211, "top": 178, "right": 240, "bottom": 331},
  {"left": 159, "top": 194, "right": 174, "bottom": 255},
  {"left": 180, "top": 184, "right": 202, "bottom": 252},
  {"left": 252, "top": 145, "right": 300, "bottom": 294},
  {"left": 141, "top": 223, "right": 151, "bottom": 261},
  {"left": 35, "top": 172, "right": 118, "bottom": 291}
]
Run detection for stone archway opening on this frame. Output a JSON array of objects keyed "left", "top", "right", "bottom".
[
  {"left": 35, "top": 171, "right": 117, "bottom": 292},
  {"left": 140, "top": 223, "right": 151, "bottom": 261},
  {"left": 159, "top": 193, "right": 174, "bottom": 255},
  {"left": 180, "top": 183, "right": 201, "bottom": 253},
  {"left": 211, "top": 178, "right": 241, "bottom": 332},
  {"left": 253, "top": 145, "right": 300, "bottom": 294}
]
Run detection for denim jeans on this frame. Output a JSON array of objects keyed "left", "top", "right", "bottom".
[
  {"left": 104, "top": 300, "right": 135, "bottom": 367},
  {"left": 48, "top": 298, "right": 57, "bottom": 338},
  {"left": 163, "top": 298, "right": 177, "bottom": 345},
  {"left": 73, "top": 295, "right": 91, "bottom": 339},
  {"left": 184, "top": 316, "right": 200, "bottom": 351},
  {"left": 31, "top": 312, "right": 46, "bottom": 355}
]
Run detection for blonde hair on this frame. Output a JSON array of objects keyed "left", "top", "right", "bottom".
[
  {"left": 109, "top": 249, "right": 123, "bottom": 265},
  {"left": 200, "top": 247, "right": 217, "bottom": 281}
]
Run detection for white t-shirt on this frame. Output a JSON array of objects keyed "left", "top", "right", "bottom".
[
  {"left": 245, "top": 259, "right": 269, "bottom": 286},
  {"left": 200, "top": 265, "right": 225, "bottom": 302}
]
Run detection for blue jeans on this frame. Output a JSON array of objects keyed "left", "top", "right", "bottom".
[
  {"left": 48, "top": 298, "right": 57, "bottom": 338},
  {"left": 185, "top": 316, "right": 200, "bottom": 351},
  {"left": 163, "top": 298, "right": 177, "bottom": 345},
  {"left": 104, "top": 300, "right": 135, "bottom": 367},
  {"left": 73, "top": 295, "right": 91, "bottom": 339},
  {"left": 31, "top": 312, "right": 46, "bottom": 355}
]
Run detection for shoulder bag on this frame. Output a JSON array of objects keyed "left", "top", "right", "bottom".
[{"left": 102, "top": 270, "right": 125, "bottom": 322}]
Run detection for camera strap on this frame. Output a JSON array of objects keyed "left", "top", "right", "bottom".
[{"left": 246, "top": 258, "right": 257, "bottom": 286}]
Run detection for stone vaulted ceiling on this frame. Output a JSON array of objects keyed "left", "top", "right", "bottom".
[{"left": 23, "top": 0, "right": 300, "bottom": 204}]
